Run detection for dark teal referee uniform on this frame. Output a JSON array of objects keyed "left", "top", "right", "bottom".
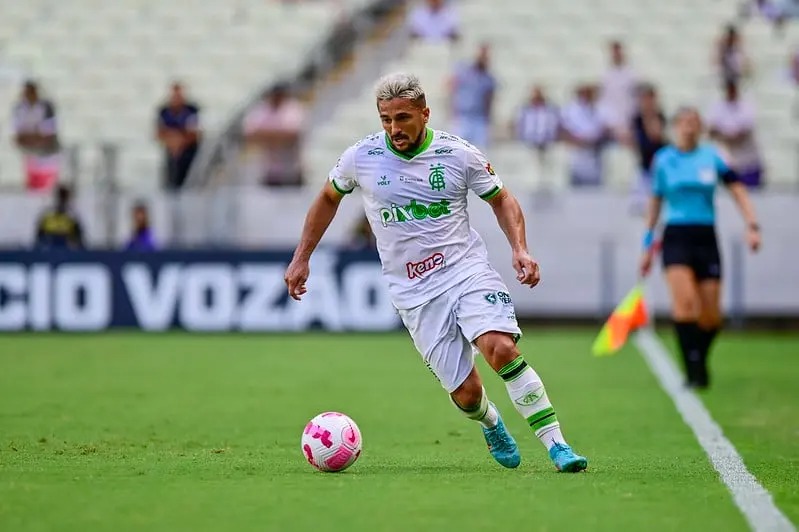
[{"left": 652, "top": 143, "right": 738, "bottom": 279}]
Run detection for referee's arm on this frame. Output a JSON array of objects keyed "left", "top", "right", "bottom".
[{"left": 716, "top": 154, "right": 761, "bottom": 251}]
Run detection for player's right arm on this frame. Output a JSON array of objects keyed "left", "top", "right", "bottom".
[{"left": 285, "top": 147, "right": 358, "bottom": 301}]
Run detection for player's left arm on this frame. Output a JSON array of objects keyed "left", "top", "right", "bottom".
[
  {"left": 463, "top": 148, "right": 539, "bottom": 287},
  {"left": 486, "top": 189, "right": 540, "bottom": 288},
  {"left": 715, "top": 152, "right": 761, "bottom": 252}
]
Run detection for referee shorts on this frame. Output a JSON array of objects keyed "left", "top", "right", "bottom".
[{"left": 661, "top": 224, "right": 722, "bottom": 281}]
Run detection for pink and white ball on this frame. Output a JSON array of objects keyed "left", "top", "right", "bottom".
[{"left": 301, "top": 412, "right": 362, "bottom": 472}]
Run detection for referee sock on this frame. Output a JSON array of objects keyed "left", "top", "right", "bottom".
[
  {"left": 698, "top": 327, "right": 720, "bottom": 360},
  {"left": 674, "top": 321, "right": 702, "bottom": 383},
  {"left": 498, "top": 356, "right": 565, "bottom": 451},
  {"left": 450, "top": 387, "right": 499, "bottom": 429}
]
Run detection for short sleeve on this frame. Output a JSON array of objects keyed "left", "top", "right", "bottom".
[
  {"left": 185, "top": 106, "right": 200, "bottom": 130},
  {"left": 652, "top": 155, "right": 667, "bottom": 198},
  {"left": 11, "top": 104, "right": 23, "bottom": 134},
  {"left": 156, "top": 107, "right": 167, "bottom": 128},
  {"left": 465, "top": 146, "right": 503, "bottom": 200},
  {"left": 38, "top": 101, "right": 57, "bottom": 135},
  {"left": 713, "top": 148, "right": 739, "bottom": 185},
  {"left": 329, "top": 144, "right": 359, "bottom": 195}
]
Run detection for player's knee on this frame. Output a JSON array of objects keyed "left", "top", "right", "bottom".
[{"left": 480, "top": 333, "right": 519, "bottom": 370}]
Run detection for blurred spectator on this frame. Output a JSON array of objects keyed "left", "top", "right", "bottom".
[
  {"left": 125, "top": 202, "right": 157, "bottom": 251},
  {"left": 707, "top": 80, "right": 764, "bottom": 188},
  {"left": 449, "top": 43, "right": 496, "bottom": 149},
  {"left": 12, "top": 80, "right": 61, "bottom": 191},
  {"left": 347, "top": 215, "right": 377, "bottom": 251},
  {"left": 781, "top": 0, "right": 799, "bottom": 17},
  {"left": 243, "top": 83, "right": 306, "bottom": 187},
  {"left": 791, "top": 47, "right": 799, "bottom": 86},
  {"left": 598, "top": 41, "right": 637, "bottom": 140},
  {"left": 560, "top": 84, "right": 611, "bottom": 187},
  {"left": 630, "top": 84, "right": 667, "bottom": 211},
  {"left": 407, "top": 0, "right": 459, "bottom": 43},
  {"left": 156, "top": 82, "right": 201, "bottom": 190},
  {"left": 740, "top": 0, "right": 786, "bottom": 29},
  {"left": 513, "top": 86, "right": 560, "bottom": 186},
  {"left": 715, "top": 24, "right": 751, "bottom": 84},
  {"left": 34, "top": 185, "right": 83, "bottom": 250}
]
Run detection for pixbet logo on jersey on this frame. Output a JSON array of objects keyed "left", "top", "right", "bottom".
[
  {"left": 406, "top": 252, "right": 445, "bottom": 280},
  {"left": 378, "top": 199, "right": 451, "bottom": 227}
]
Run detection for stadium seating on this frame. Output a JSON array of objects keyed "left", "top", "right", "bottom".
[
  {"left": 307, "top": 0, "right": 799, "bottom": 192},
  {"left": 1, "top": 1, "right": 795, "bottom": 192},
  {"left": 0, "top": 0, "right": 370, "bottom": 190}
]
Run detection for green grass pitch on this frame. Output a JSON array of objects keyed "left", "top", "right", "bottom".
[{"left": 1, "top": 330, "right": 797, "bottom": 531}]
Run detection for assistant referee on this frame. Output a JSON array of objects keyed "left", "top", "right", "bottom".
[{"left": 640, "top": 107, "right": 761, "bottom": 389}]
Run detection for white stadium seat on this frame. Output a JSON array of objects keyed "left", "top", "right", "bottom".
[
  {"left": 1, "top": 0, "right": 795, "bottom": 189},
  {"left": 306, "top": 0, "right": 797, "bottom": 189},
  {"left": 0, "top": 0, "right": 369, "bottom": 188}
]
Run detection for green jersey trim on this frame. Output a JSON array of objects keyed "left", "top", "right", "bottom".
[
  {"left": 479, "top": 186, "right": 502, "bottom": 200},
  {"left": 331, "top": 179, "right": 354, "bottom": 195},
  {"left": 384, "top": 127, "right": 434, "bottom": 161}
]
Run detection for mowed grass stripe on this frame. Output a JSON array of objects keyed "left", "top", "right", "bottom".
[{"left": 0, "top": 332, "right": 745, "bottom": 531}]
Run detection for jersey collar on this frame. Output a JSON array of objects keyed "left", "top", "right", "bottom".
[{"left": 384, "top": 127, "right": 434, "bottom": 160}]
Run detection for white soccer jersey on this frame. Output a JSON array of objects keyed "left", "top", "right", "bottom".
[{"left": 329, "top": 128, "right": 504, "bottom": 309}]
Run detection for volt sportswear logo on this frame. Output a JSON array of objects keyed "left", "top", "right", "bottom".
[
  {"left": 378, "top": 199, "right": 451, "bottom": 227},
  {"left": 406, "top": 252, "right": 445, "bottom": 280},
  {"left": 377, "top": 175, "right": 390, "bottom": 186}
]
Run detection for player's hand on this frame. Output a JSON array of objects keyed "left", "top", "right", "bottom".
[
  {"left": 512, "top": 250, "right": 540, "bottom": 288},
  {"left": 639, "top": 251, "right": 654, "bottom": 278},
  {"left": 284, "top": 258, "right": 310, "bottom": 301},
  {"left": 746, "top": 226, "right": 761, "bottom": 253}
]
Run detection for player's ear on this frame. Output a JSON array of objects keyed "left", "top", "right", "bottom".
[{"left": 422, "top": 107, "right": 430, "bottom": 123}]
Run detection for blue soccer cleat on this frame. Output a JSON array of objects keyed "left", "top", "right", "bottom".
[
  {"left": 549, "top": 442, "right": 588, "bottom": 473},
  {"left": 481, "top": 406, "right": 521, "bottom": 468}
]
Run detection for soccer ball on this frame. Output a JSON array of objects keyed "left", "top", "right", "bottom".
[{"left": 301, "top": 412, "right": 362, "bottom": 472}]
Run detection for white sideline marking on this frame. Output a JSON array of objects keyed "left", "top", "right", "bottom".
[{"left": 634, "top": 329, "right": 795, "bottom": 532}]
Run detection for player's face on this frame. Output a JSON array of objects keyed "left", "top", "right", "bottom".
[{"left": 378, "top": 98, "right": 429, "bottom": 152}]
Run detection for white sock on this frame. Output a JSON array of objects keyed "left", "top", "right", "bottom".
[
  {"left": 450, "top": 387, "right": 499, "bottom": 429},
  {"left": 498, "top": 355, "right": 567, "bottom": 451}
]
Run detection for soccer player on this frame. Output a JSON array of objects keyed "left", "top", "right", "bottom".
[
  {"left": 284, "top": 73, "right": 588, "bottom": 472},
  {"left": 640, "top": 107, "right": 761, "bottom": 389}
]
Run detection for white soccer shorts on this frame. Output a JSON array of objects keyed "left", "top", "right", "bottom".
[{"left": 397, "top": 268, "right": 523, "bottom": 393}]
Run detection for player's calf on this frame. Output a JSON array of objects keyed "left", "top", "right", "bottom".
[
  {"left": 449, "top": 372, "right": 520, "bottom": 468},
  {"left": 449, "top": 370, "right": 498, "bottom": 429},
  {"left": 476, "top": 333, "right": 588, "bottom": 472}
]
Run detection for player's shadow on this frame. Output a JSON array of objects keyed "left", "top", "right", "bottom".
[{"left": 348, "top": 461, "right": 510, "bottom": 476}]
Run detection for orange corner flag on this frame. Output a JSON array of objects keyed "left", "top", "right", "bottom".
[{"left": 592, "top": 284, "right": 649, "bottom": 357}]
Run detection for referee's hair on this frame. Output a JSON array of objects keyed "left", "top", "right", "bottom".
[{"left": 671, "top": 105, "right": 700, "bottom": 123}]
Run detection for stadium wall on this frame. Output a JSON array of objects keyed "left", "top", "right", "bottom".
[{"left": 1, "top": 189, "right": 797, "bottom": 331}]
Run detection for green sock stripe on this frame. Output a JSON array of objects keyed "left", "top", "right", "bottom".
[
  {"left": 527, "top": 407, "right": 558, "bottom": 431},
  {"left": 452, "top": 395, "right": 488, "bottom": 419},
  {"left": 498, "top": 356, "right": 526, "bottom": 379}
]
